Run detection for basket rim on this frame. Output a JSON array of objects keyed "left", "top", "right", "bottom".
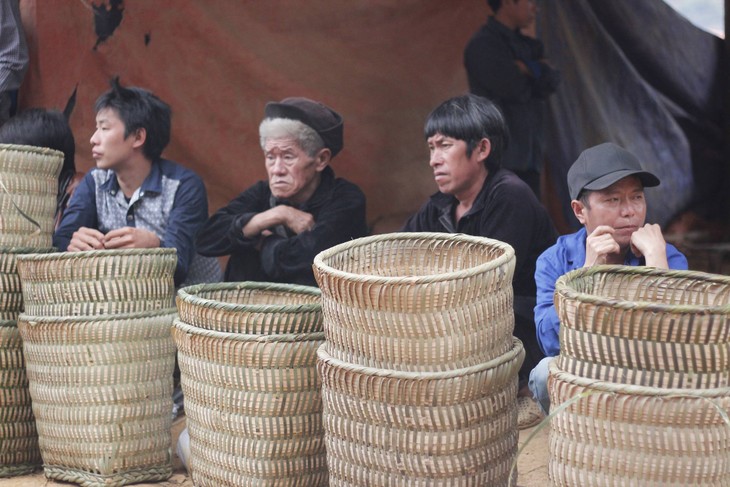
[
  {"left": 173, "top": 318, "right": 324, "bottom": 342},
  {"left": 0, "top": 246, "right": 55, "bottom": 255},
  {"left": 318, "top": 337, "right": 523, "bottom": 380},
  {"left": 549, "top": 360, "right": 730, "bottom": 397},
  {"left": 556, "top": 265, "right": 730, "bottom": 313},
  {"left": 18, "top": 307, "right": 177, "bottom": 323},
  {"left": 15, "top": 247, "right": 177, "bottom": 262},
  {"left": 0, "top": 143, "right": 64, "bottom": 159},
  {"left": 177, "top": 281, "right": 321, "bottom": 314},
  {"left": 313, "top": 232, "right": 515, "bottom": 285}
]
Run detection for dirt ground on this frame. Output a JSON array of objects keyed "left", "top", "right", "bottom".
[{"left": 0, "top": 417, "right": 550, "bottom": 487}]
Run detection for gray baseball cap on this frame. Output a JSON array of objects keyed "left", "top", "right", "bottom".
[{"left": 567, "top": 142, "right": 660, "bottom": 200}]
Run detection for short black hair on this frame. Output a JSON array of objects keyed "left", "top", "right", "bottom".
[
  {"left": 424, "top": 93, "right": 508, "bottom": 173},
  {"left": 94, "top": 77, "right": 171, "bottom": 162},
  {"left": 488, "top": 0, "right": 503, "bottom": 13}
]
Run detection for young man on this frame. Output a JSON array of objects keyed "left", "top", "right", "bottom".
[
  {"left": 403, "top": 93, "right": 557, "bottom": 429},
  {"left": 463, "top": 0, "right": 560, "bottom": 197},
  {"left": 53, "top": 78, "right": 221, "bottom": 287},
  {"left": 196, "top": 97, "right": 368, "bottom": 286},
  {"left": 529, "top": 142, "right": 688, "bottom": 414}
]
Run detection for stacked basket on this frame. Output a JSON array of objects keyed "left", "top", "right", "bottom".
[
  {"left": 313, "top": 232, "right": 525, "bottom": 486},
  {"left": 16, "top": 249, "right": 178, "bottom": 487},
  {"left": 173, "top": 282, "right": 328, "bottom": 486},
  {"left": 549, "top": 265, "right": 730, "bottom": 486},
  {"left": 0, "top": 144, "right": 63, "bottom": 477}
]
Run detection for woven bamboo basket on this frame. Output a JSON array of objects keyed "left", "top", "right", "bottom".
[
  {"left": 548, "top": 360, "right": 730, "bottom": 486},
  {"left": 0, "top": 248, "right": 55, "bottom": 321},
  {"left": 0, "top": 144, "right": 63, "bottom": 248},
  {"left": 172, "top": 317, "right": 327, "bottom": 486},
  {"left": 18, "top": 309, "right": 177, "bottom": 487},
  {"left": 0, "top": 319, "right": 41, "bottom": 477},
  {"left": 16, "top": 249, "right": 177, "bottom": 316},
  {"left": 176, "top": 281, "right": 322, "bottom": 334},
  {"left": 555, "top": 265, "right": 730, "bottom": 389},
  {"left": 313, "top": 232, "right": 516, "bottom": 372},
  {"left": 318, "top": 338, "right": 524, "bottom": 486}
]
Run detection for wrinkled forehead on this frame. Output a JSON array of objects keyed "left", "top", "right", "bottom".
[{"left": 263, "top": 137, "right": 303, "bottom": 153}]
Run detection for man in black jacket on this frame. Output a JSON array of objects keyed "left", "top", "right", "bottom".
[
  {"left": 197, "top": 97, "right": 368, "bottom": 286},
  {"left": 403, "top": 94, "right": 557, "bottom": 429}
]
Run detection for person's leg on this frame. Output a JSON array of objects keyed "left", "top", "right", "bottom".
[{"left": 529, "top": 356, "right": 555, "bottom": 415}]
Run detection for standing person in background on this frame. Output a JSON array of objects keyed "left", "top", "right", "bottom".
[
  {"left": 0, "top": 0, "right": 28, "bottom": 125},
  {"left": 464, "top": 0, "right": 560, "bottom": 198},
  {"left": 403, "top": 94, "right": 557, "bottom": 429},
  {"left": 196, "top": 97, "right": 368, "bottom": 287},
  {"left": 53, "top": 77, "right": 221, "bottom": 287}
]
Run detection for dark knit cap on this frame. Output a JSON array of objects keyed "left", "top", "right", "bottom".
[
  {"left": 568, "top": 142, "right": 660, "bottom": 200},
  {"left": 264, "top": 97, "right": 344, "bottom": 157}
]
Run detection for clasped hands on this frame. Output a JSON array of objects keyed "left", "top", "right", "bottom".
[{"left": 68, "top": 226, "right": 161, "bottom": 252}]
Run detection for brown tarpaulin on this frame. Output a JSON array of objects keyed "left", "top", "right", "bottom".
[{"left": 19, "top": 0, "right": 486, "bottom": 233}]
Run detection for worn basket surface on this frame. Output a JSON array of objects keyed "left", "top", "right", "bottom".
[
  {"left": 555, "top": 265, "right": 730, "bottom": 388},
  {"left": 173, "top": 317, "right": 327, "bottom": 487},
  {"left": 313, "top": 232, "right": 516, "bottom": 372},
  {"left": 16, "top": 249, "right": 177, "bottom": 316},
  {"left": 0, "top": 144, "right": 63, "bottom": 248},
  {"left": 18, "top": 309, "right": 177, "bottom": 487},
  {"left": 548, "top": 361, "right": 730, "bottom": 486},
  {"left": 318, "top": 339, "right": 524, "bottom": 486},
  {"left": 0, "top": 248, "right": 55, "bottom": 321},
  {"left": 176, "top": 281, "right": 322, "bottom": 334},
  {"left": 0, "top": 320, "right": 41, "bottom": 477}
]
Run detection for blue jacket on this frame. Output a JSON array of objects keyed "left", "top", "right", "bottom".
[{"left": 534, "top": 227, "right": 688, "bottom": 356}]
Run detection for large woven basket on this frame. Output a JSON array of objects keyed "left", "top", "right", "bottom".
[
  {"left": 0, "top": 319, "right": 41, "bottom": 477},
  {"left": 18, "top": 309, "right": 177, "bottom": 487},
  {"left": 173, "top": 322, "right": 327, "bottom": 486},
  {"left": 548, "top": 360, "right": 730, "bottom": 486},
  {"left": 0, "top": 247, "right": 55, "bottom": 321},
  {"left": 313, "top": 232, "right": 516, "bottom": 372},
  {"left": 555, "top": 265, "right": 730, "bottom": 389},
  {"left": 16, "top": 249, "right": 177, "bottom": 316},
  {"left": 0, "top": 144, "right": 63, "bottom": 248},
  {"left": 318, "top": 338, "right": 524, "bottom": 486},
  {"left": 173, "top": 281, "right": 327, "bottom": 486},
  {"left": 176, "top": 281, "right": 322, "bottom": 334}
]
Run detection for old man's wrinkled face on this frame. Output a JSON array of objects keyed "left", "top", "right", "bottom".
[{"left": 264, "top": 138, "right": 326, "bottom": 204}]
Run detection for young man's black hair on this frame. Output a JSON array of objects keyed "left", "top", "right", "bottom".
[{"left": 94, "top": 77, "right": 171, "bottom": 162}]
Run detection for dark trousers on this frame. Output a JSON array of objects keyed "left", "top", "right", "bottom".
[{"left": 513, "top": 295, "right": 545, "bottom": 388}]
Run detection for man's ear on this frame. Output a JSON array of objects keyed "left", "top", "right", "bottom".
[
  {"left": 131, "top": 128, "right": 147, "bottom": 149},
  {"left": 571, "top": 199, "right": 587, "bottom": 225},
  {"left": 314, "top": 148, "right": 331, "bottom": 172},
  {"left": 475, "top": 138, "right": 492, "bottom": 164}
]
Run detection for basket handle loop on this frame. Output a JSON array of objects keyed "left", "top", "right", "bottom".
[{"left": 0, "top": 176, "right": 42, "bottom": 242}]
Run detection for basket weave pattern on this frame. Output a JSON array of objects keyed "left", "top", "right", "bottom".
[
  {"left": 318, "top": 340, "right": 524, "bottom": 485},
  {"left": 313, "top": 233, "right": 522, "bottom": 485},
  {"left": 313, "top": 232, "right": 516, "bottom": 372},
  {"left": 548, "top": 362, "right": 730, "bottom": 486},
  {"left": 173, "top": 282, "right": 327, "bottom": 486},
  {"left": 16, "top": 249, "right": 177, "bottom": 487},
  {"left": 550, "top": 266, "right": 730, "bottom": 486},
  {"left": 0, "top": 144, "right": 63, "bottom": 248}
]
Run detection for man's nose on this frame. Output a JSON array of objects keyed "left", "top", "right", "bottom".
[{"left": 429, "top": 151, "right": 441, "bottom": 167}]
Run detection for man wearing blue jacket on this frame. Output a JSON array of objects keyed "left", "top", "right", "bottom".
[{"left": 529, "top": 142, "right": 688, "bottom": 414}]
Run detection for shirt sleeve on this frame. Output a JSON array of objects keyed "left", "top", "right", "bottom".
[
  {"left": 401, "top": 200, "right": 440, "bottom": 232},
  {"left": 667, "top": 244, "right": 689, "bottom": 270},
  {"left": 534, "top": 247, "right": 562, "bottom": 357},
  {"left": 259, "top": 182, "right": 367, "bottom": 282},
  {"left": 161, "top": 172, "right": 209, "bottom": 286},
  {"left": 52, "top": 172, "right": 99, "bottom": 251},
  {"left": 195, "top": 182, "right": 268, "bottom": 257}
]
